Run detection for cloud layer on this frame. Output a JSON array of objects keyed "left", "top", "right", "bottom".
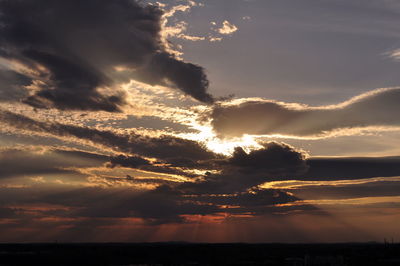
[{"left": 2, "top": 119, "right": 400, "bottom": 241}]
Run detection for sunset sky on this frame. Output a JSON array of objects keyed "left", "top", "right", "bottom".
[{"left": 1, "top": 0, "right": 400, "bottom": 243}]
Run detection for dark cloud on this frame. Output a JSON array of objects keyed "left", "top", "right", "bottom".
[
  {"left": 114, "top": 147, "right": 400, "bottom": 183},
  {"left": 291, "top": 180, "right": 400, "bottom": 200},
  {"left": 161, "top": 156, "right": 219, "bottom": 170},
  {"left": 137, "top": 52, "right": 214, "bottom": 103},
  {"left": 118, "top": 185, "right": 221, "bottom": 224},
  {"left": 6, "top": 112, "right": 400, "bottom": 230},
  {"left": 304, "top": 156, "right": 400, "bottom": 180},
  {"left": 0, "top": 142, "right": 308, "bottom": 226},
  {"left": 0, "top": 183, "right": 301, "bottom": 228},
  {"left": 0, "top": 110, "right": 223, "bottom": 179},
  {"left": 20, "top": 50, "right": 124, "bottom": 112},
  {"left": 69, "top": 143, "right": 309, "bottom": 212},
  {"left": 0, "top": 110, "right": 218, "bottom": 162},
  {"left": 107, "top": 154, "right": 199, "bottom": 178},
  {"left": 228, "top": 142, "right": 307, "bottom": 174},
  {"left": 180, "top": 142, "right": 308, "bottom": 194},
  {"left": 211, "top": 87, "right": 400, "bottom": 137},
  {"left": 0, "top": 111, "right": 314, "bottom": 186},
  {"left": 108, "top": 155, "right": 151, "bottom": 168},
  {"left": 0, "top": 0, "right": 213, "bottom": 111},
  {"left": 0, "top": 207, "right": 18, "bottom": 219},
  {"left": 6, "top": 110, "right": 400, "bottom": 183},
  {"left": 186, "top": 189, "right": 299, "bottom": 209},
  {"left": 52, "top": 149, "right": 109, "bottom": 163}
]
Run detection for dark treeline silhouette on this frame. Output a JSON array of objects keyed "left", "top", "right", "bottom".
[{"left": 0, "top": 242, "right": 399, "bottom": 265}]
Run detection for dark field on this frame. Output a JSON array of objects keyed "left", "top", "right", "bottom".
[{"left": 0, "top": 243, "right": 399, "bottom": 266}]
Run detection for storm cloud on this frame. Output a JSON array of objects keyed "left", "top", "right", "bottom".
[
  {"left": 211, "top": 87, "right": 400, "bottom": 138},
  {"left": 0, "top": 0, "right": 213, "bottom": 111}
]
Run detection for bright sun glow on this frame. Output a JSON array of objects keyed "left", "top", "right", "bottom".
[{"left": 179, "top": 122, "right": 262, "bottom": 156}]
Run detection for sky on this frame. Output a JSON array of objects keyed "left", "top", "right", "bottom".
[{"left": 0, "top": 0, "right": 400, "bottom": 243}]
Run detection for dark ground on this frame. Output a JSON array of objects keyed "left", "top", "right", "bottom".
[{"left": 0, "top": 242, "right": 399, "bottom": 266}]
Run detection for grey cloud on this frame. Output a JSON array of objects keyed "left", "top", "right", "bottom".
[
  {"left": 211, "top": 87, "right": 400, "bottom": 138},
  {"left": 0, "top": 148, "right": 96, "bottom": 179},
  {"left": 0, "top": 207, "right": 18, "bottom": 219},
  {"left": 0, "top": 69, "right": 31, "bottom": 101},
  {"left": 0, "top": 147, "right": 121, "bottom": 180},
  {"left": 0, "top": 0, "right": 213, "bottom": 111}
]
